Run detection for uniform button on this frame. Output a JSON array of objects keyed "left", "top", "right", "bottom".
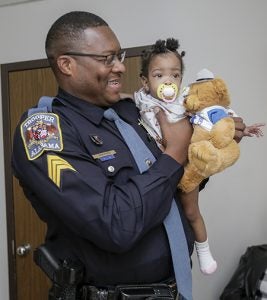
[
  {"left": 108, "top": 165, "right": 115, "bottom": 173},
  {"left": 145, "top": 159, "right": 152, "bottom": 167}
]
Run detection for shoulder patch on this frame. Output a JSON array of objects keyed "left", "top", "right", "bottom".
[{"left": 20, "top": 112, "right": 63, "bottom": 160}]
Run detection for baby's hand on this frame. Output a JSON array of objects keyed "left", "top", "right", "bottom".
[{"left": 243, "top": 123, "right": 265, "bottom": 137}]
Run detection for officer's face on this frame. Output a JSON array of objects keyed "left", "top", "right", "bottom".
[
  {"left": 60, "top": 26, "right": 126, "bottom": 107},
  {"left": 141, "top": 52, "right": 182, "bottom": 100}
]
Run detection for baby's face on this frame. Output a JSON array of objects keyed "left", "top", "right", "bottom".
[{"left": 142, "top": 52, "right": 182, "bottom": 101}]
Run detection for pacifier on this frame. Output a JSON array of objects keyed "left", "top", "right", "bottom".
[{"left": 157, "top": 83, "right": 179, "bottom": 103}]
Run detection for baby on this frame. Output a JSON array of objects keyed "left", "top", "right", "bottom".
[{"left": 132, "top": 38, "right": 264, "bottom": 275}]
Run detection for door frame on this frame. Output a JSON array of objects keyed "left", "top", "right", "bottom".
[{"left": 1, "top": 45, "right": 149, "bottom": 300}]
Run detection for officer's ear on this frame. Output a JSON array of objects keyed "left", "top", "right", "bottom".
[{"left": 56, "top": 55, "right": 74, "bottom": 76}]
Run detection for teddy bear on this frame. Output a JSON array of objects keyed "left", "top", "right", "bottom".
[{"left": 178, "top": 69, "right": 240, "bottom": 193}]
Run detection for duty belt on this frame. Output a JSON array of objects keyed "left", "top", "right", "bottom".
[{"left": 80, "top": 280, "right": 180, "bottom": 300}]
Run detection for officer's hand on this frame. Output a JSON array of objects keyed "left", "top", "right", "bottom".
[
  {"left": 232, "top": 116, "right": 246, "bottom": 143},
  {"left": 155, "top": 107, "right": 193, "bottom": 165}
]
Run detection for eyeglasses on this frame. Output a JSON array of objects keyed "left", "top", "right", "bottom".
[{"left": 63, "top": 50, "right": 126, "bottom": 67}]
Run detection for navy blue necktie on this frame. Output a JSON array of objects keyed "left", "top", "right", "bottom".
[{"left": 104, "top": 108, "right": 192, "bottom": 300}]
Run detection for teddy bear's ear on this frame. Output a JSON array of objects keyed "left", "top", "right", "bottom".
[{"left": 213, "top": 78, "right": 231, "bottom": 106}]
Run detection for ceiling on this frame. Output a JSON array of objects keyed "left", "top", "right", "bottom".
[{"left": 0, "top": 0, "right": 42, "bottom": 7}]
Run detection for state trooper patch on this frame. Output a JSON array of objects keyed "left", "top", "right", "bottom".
[{"left": 20, "top": 112, "right": 63, "bottom": 160}]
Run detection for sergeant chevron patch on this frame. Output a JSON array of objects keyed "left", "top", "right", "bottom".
[{"left": 47, "top": 154, "right": 76, "bottom": 188}]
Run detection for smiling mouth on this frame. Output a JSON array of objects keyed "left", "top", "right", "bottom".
[
  {"left": 108, "top": 79, "right": 123, "bottom": 93},
  {"left": 108, "top": 79, "right": 120, "bottom": 85}
]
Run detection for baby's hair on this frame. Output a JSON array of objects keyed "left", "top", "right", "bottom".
[{"left": 140, "top": 38, "right": 185, "bottom": 77}]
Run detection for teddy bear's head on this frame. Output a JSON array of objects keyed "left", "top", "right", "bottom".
[{"left": 182, "top": 69, "right": 231, "bottom": 114}]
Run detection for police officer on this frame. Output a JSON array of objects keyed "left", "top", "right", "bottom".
[{"left": 12, "top": 11, "right": 246, "bottom": 300}]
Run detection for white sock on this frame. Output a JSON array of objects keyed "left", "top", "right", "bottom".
[{"left": 195, "top": 239, "right": 217, "bottom": 275}]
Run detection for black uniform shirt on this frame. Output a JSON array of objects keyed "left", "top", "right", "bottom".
[{"left": 12, "top": 88, "right": 194, "bottom": 286}]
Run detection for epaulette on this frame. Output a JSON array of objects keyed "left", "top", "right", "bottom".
[{"left": 28, "top": 96, "right": 54, "bottom": 116}]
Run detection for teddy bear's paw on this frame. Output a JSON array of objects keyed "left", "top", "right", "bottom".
[
  {"left": 184, "top": 95, "right": 200, "bottom": 112},
  {"left": 178, "top": 168, "right": 205, "bottom": 193},
  {"left": 210, "top": 118, "right": 235, "bottom": 148},
  {"left": 189, "top": 141, "right": 222, "bottom": 176},
  {"left": 189, "top": 141, "right": 217, "bottom": 164}
]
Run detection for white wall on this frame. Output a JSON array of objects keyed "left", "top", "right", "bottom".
[{"left": 0, "top": 0, "right": 266, "bottom": 299}]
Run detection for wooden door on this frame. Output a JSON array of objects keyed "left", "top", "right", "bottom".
[
  {"left": 10, "top": 67, "right": 58, "bottom": 300},
  {"left": 2, "top": 46, "right": 146, "bottom": 300}
]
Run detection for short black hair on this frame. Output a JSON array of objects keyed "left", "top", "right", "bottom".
[
  {"left": 45, "top": 11, "right": 108, "bottom": 68},
  {"left": 140, "top": 38, "right": 185, "bottom": 77}
]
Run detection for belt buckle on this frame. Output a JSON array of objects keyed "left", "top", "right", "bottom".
[{"left": 116, "top": 283, "right": 174, "bottom": 299}]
